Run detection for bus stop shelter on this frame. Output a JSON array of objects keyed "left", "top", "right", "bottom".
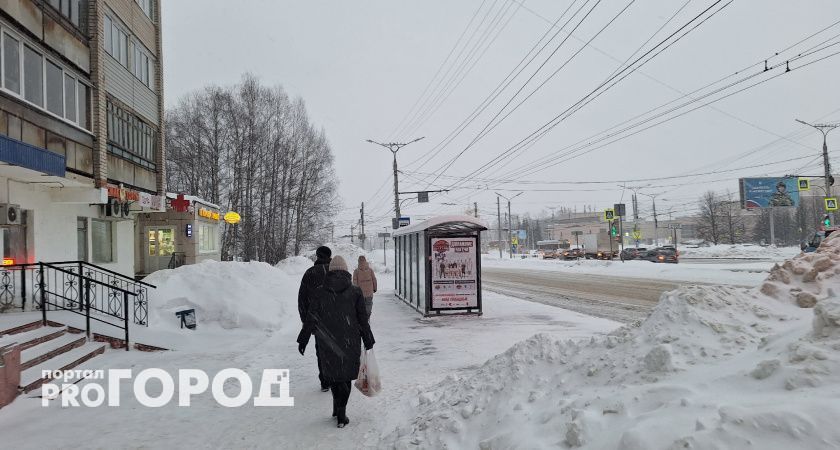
[{"left": 393, "top": 215, "right": 488, "bottom": 316}]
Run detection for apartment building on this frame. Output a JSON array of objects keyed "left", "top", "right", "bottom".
[{"left": 0, "top": 0, "right": 164, "bottom": 276}]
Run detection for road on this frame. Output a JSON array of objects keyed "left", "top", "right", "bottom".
[{"left": 482, "top": 266, "right": 684, "bottom": 324}]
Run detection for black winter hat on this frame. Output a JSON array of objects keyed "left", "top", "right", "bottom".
[{"left": 315, "top": 246, "right": 332, "bottom": 260}]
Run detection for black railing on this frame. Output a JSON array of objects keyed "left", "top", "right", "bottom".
[
  {"left": 168, "top": 252, "right": 186, "bottom": 270},
  {"left": 0, "top": 261, "right": 154, "bottom": 331}
]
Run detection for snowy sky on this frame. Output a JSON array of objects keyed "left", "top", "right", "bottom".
[{"left": 161, "top": 0, "right": 840, "bottom": 232}]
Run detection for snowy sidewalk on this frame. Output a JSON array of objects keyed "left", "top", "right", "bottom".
[{"left": 0, "top": 274, "right": 617, "bottom": 449}]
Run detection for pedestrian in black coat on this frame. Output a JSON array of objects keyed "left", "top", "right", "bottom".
[
  {"left": 297, "top": 245, "right": 332, "bottom": 390},
  {"left": 297, "top": 255, "right": 376, "bottom": 428}
]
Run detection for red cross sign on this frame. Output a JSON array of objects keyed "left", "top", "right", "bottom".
[{"left": 171, "top": 194, "right": 191, "bottom": 212}]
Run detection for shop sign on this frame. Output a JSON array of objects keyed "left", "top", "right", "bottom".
[
  {"left": 139, "top": 192, "right": 152, "bottom": 208},
  {"left": 150, "top": 195, "right": 163, "bottom": 210},
  {"left": 224, "top": 211, "right": 241, "bottom": 224},
  {"left": 198, "top": 208, "right": 220, "bottom": 221},
  {"left": 106, "top": 184, "right": 140, "bottom": 202}
]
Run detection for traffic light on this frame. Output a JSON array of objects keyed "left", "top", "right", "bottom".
[
  {"left": 610, "top": 222, "right": 618, "bottom": 237},
  {"left": 825, "top": 215, "right": 832, "bottom": 227}
]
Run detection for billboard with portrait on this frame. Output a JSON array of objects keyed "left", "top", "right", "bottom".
[{"left": 739, "top": 177, "right": 800, "bottom": 209}]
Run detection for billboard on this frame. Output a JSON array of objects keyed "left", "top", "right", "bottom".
[
  {"left": 431, "top": 237, "right": 478, "bottom": 309},
  {"left": 739, "top": 177, "right": 800, "bottom": 209}
]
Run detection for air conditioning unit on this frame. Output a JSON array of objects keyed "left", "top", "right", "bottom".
[
  {"left": 0, "top": 204, "right": 21, "bottom": 225},
  {"left": 105, "top": 198, "right": 122, "bottom": 217},
  {"left": 121, "top": 201, "right": 131, "bottom": 218}
]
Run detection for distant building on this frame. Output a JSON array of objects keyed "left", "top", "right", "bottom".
[{"left": 0, "top": 0, "right": 164, "bottom": 276}]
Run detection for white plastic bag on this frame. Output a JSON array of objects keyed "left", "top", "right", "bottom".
[{"left": 355, "top": 349, "right": 382, "bottom": 397}]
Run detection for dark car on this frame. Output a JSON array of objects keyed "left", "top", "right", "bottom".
[
  {"left": 620, "top": 247, "right": 647, "bottom": 261},
  {"left": 561, "top": 248, "right": 583, "bottom": 260},
  {"left": 646, "top": 247, "right": 678, "bottom": 263}
]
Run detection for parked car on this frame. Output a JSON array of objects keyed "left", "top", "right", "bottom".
[
  {"left": 620, "top": 247, "right": 647, "bottom": 261},
  {"left": 561, "top": 248, "right": 583, "bottom": 260}
]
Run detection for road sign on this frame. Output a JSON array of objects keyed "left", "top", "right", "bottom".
[
  {"left": 604, "top": 208, "right": 615, "bottom": 221},
  {"left": 614, "top": 203, "right": 626, "bottom": 217},
  {"left": 668, "top": 223, "right": 682, "bottom": 229},
  {"left": 826, "top": 198, "right": 839, "bottom": 211},
  {"left": 571, "top": 231, "right": 583, "bottom": 236},
  {"left": 511, "top": 236, "right": 519, "bottom": 245},
  {"left": 399, "top": 217, "right": 411, "bottom": 227},
  {"left": 378, "top": 232, "right": 391, "bottom": 238},
  {"left": 632, "top": 230, "right": 642, "bottom": 240},
  {"left": 417, "top": 192, "right": 429, "bottom": 203},
  {"left": 798, "top": 178, "right": 810, "bottom": 191}
]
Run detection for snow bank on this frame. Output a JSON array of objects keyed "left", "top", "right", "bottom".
[
  {"left": 301, "top": 242, "right": 392, "bottom": 274},
  {"left": 760, "top": 234, "right": 840, "bottom": 307},
  {"left": 145, "top": 260, "right": 298, "bottom": 330},
  {"left": 679, "top": 243, "right": 800, "bottom": 260},
  {"left": 381, "top": 234, "right": 840, "bottom": 449}
]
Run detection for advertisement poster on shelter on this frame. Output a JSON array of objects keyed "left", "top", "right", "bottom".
[
  {"left": 740, "top": 177, "right": 800, "bottom": 209},
  {"left": 431, "top": 237, "right": 478, "bottom": 309}
]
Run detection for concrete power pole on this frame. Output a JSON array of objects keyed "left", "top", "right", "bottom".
[
  {"left": 796, "top": 119, "right": 839, "bottom": 224},
  {"left": 359, "top": 202, "right": 366, "bottom": 250},
  {"left": 474, "top": 202, "right": 478, "bottom": 218},
  {"left": 496, "top": 192, "right": 523, "bottom": 259},
  {"left": 497, "top": 196, "right": 503, "bottom": 258},
  {"left": 366, "top": 137, "right": 425, "bottom": 227}
]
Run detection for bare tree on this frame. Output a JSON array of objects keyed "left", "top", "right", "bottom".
[
  {"left": 718, "top": 191, "right": 746, "bottom": 244},
  {"left": 696, "top": 191, "right": 722, "bottom": 244},
  {"left": 166, "top": 74, "right": 339, "bottom": 263}
]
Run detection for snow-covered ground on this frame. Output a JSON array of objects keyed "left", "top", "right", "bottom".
[
  {"left": 4, "top": 239, "right": 838, "bottom": 449},
  {"left": 383, "top": 236, "right": 840, "bottom": 449},
  {"left": 678, "top": 244, "right": 801, "bottom": 260},
  {"left": 483, "top": 252, "right": 779, "bottom": 287},
  {"left": 0, "top": 248, "right": 616, "bottom": 449}
]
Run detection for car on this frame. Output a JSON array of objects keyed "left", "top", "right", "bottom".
[
  {"left": 528, "top": 250, "right": 541, "bottom": 258},
  {"left": 561, "top": 248, "right": 583, "bottom": 260},
  {"left": 645, "top": 247, "right": 679, "bottom": 263},
  {"left": 620, "top": 247, "right": 647, "bottom": 261}
]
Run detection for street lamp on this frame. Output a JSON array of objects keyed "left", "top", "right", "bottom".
[
  {"left": 795, "top": 119, "right": 839, "bottom": 224},
  {"left": 366, "top": 137, "right": 425, "bottom": 227},
  {"left": 496, "top": 192, "right": 523, "bottom": 258}
]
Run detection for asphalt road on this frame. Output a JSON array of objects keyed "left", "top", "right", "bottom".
[{"left": 482, "top": 266, "right": 683, "bottom": 324}]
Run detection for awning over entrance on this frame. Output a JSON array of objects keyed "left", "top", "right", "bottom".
[{"left": 0, "top": 134, "right": 65, "bottom": 178}]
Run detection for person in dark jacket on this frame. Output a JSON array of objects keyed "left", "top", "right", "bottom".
[
  {"left": 297, "top": 255, "right": 375, "bottom": 428},
  {"left": 297, "top": 245, "right": 332, "bottom": 391}
]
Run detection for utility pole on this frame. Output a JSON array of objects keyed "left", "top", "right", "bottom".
[
  {"left": 640, "top": 192, "right": 660, "bottom": 246},
  {"left": 360, "top": 202, "right": 365, "bottom": 250},
  {"left": 366, "top": 137, "right": 425, "bottom": 227},
  {"left": 474, "top": 202, "right": 478, "bottom": 218},
  {"left": 382, "top": 226, "right": 389, "bottom": 267},
  {"left": 496, "top": 192, "right": 523, "bottom": 259},
  {"left": 350, "top": 225, "right": 356, "bottom": 243},
  {"left": 497, "top": 196, "right": 502, "bottom": 258},
  {"left": 795, "top": 119, "right": 839, "bottom": 224}
]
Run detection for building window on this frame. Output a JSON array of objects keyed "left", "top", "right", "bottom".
[
  {"left": 23, "top": 45, "right": 43, "bottom": 107},
  {"left": 104, "top": 15, "right": 129, "bottom": 68},
  {"left": 133, "top": 44, "right": 152, "bottom": 87},
  {"left": 0, "top": 28, "right": 91, "bottom": 130},
  {"left": 47, "top": 0, "right": 86, "bottom": 32},
  {"left": 136, "top": 0, "right": 153, "bottom": 19},
  {"left": 91, "top": 220, "right": 113, "bottom": 263},
  {"left": 107, "top": 99, "right": 157, "bottom": 169},
  {"left": 198, "top": 224, "right": 218, "bottom": 253},
  {"left": 46, "top": 60, "right": 63, "bottom": 116},
  {"left": 3, "top": 33, "right": 20, "bottom": 94},
  {"left": 64, "top": 74, "right": 76, "bottom": 122}
]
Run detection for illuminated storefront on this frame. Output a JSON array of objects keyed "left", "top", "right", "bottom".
[{"left": 134, "top": 194, "right": 221, "bottom": 276}]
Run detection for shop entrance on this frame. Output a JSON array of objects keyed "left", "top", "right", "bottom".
[
  {"left": 145, "top": 226, "right": 175, "bottom": 274},
  {"left": 1, "top": 222, "right": 27, "bottom": 266}
]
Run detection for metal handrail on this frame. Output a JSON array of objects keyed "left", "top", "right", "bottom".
[{"left": 46, "top": 260, "right": 157, "bottom": 288}]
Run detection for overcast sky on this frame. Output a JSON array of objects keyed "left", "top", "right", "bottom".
[{"left": 162, "top": 0, "right": 840, "bottom": 232}]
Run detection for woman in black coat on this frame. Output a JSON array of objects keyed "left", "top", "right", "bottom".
[{"left": 297, "top": 255, "right": 375, "bottom": 428}]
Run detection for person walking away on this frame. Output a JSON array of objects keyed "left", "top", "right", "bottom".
[
  {"left": 297, "top": 245, "right": 332, "bottom": 391},
  {"left": 352, "top": 255, "right": 377, "bottom": 319},
  {"left": 297, "top": 256, "right": 375, "bottom": 428}
]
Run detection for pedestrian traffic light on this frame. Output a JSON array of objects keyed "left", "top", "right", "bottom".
[
  {"left": 610, "top": 223, "right": 618, "bottom": 237},
  {"left": 825, "top": 215, "right": 832, "bottom": 227}
]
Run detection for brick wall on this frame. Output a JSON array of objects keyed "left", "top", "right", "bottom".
[{"left": 0, "top": 344, "right": 21, "bottom": 408}]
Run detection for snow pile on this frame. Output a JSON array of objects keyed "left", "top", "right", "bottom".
[
  {"left": 680, "top": 244, "right": 800, "bottom": 260},
  {"left": 760, "top": 234, "right": 840, "bottom": 307},
  {"left": 380, "top": 235, "right": 840, "bottom": 449},
  {"left": 301, "top": 242, "right": 392, "bottom": 274},
  {"left": 145, "top": 260, "right": 298, "bottom": 330}
]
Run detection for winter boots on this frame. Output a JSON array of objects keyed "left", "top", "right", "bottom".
[{"left": 336, "top": 407, "right": 349, "bottom": 428}]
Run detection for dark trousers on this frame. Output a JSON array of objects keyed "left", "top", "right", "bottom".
[
  {"left": 330, "top": 381, "right": 352, "bottom": 410},
  {"left": 315, "top": 341, "right": 327, "bottom": 388}
]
